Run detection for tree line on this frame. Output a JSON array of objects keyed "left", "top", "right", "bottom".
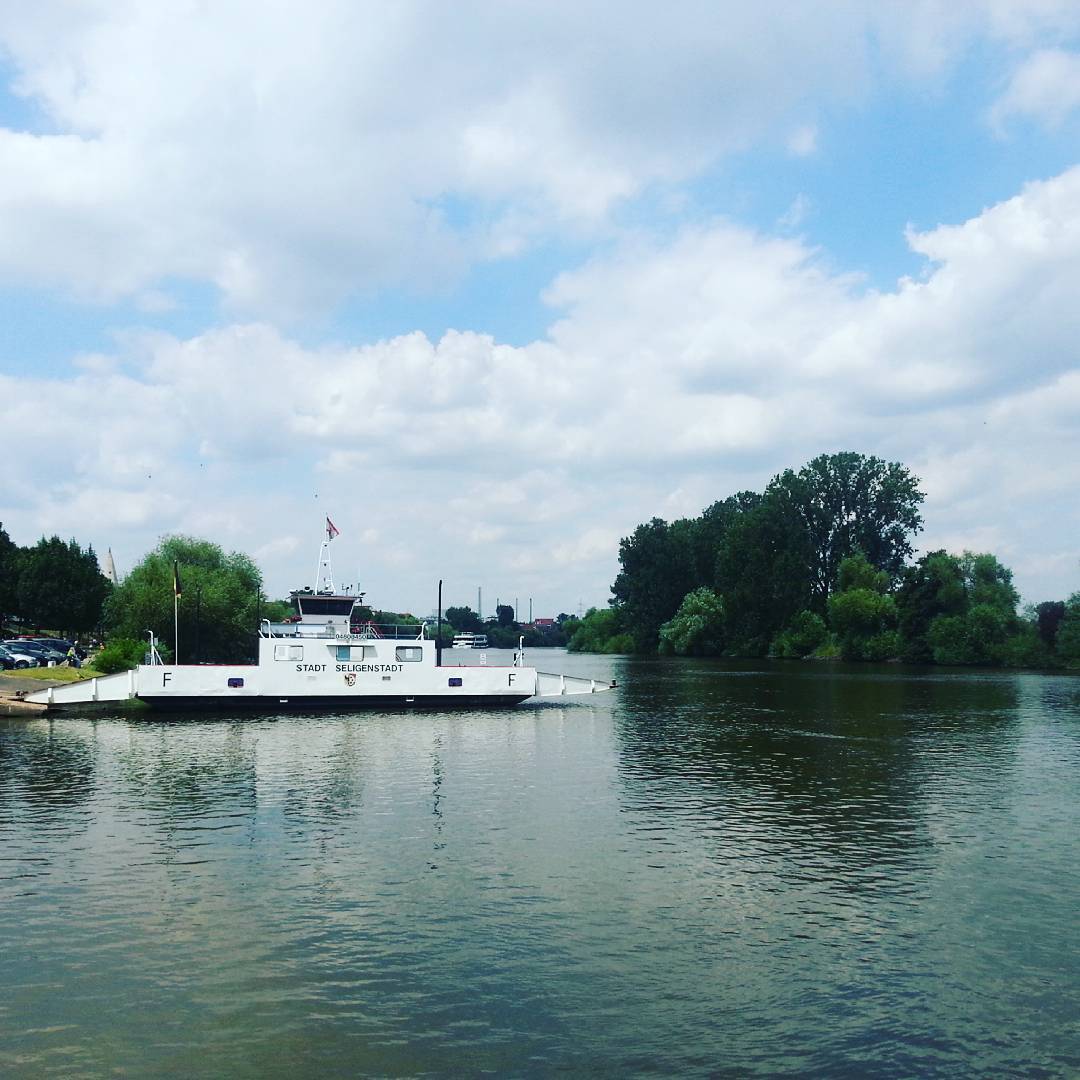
[
  {"left": 0, "top": 529, "right": 277, "bottom": 666},
  {"left": 437, "top": 604, "right": 574, "bottom": 647},
  {"left": 0, "top": 525, "right": 110, "bottom": 637},
  {"left": 568, "top": 452, "right": 1080, "bottom": 669},
  {"left": 0, "top": 526, "right": 575, "bottom": 669}
]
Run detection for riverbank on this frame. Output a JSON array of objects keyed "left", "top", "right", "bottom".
[
  {"left": 0, "top": 667, "right": 98, "bottom": 714},
  {"left": 0, "top": 682, "right": 48, "bottom": 713}
]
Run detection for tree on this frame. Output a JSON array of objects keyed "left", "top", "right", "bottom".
[
  {"left": 263, "top": 598, "right": 294, "bottom": 623},
  {"left": 0, "top": 523, "right": 19, "bottom": 621},
  {"left": 567, "top": 607, "right": 632, "bottom": 653},
  {"left": 827, "top": 553, "right": 899, "bottom": 661},
  {"left": 611, "top": 517, "right": 698, "bottom": 652},
  {"left": 715, "top": 494, "right": 815, "bottom": 655},
  {"left": 920, "top": 553, "right": 1021, "bottom": 666},
  {"left": 995, "top": 618, "right": 1050, "bottom": 670},
  {"left": 658, "top": 588, "right": 725, "bottom": 656},
  {"left": 445, "top": 605, "right": 483, "bottom": 632},
  {"left": 496, "top": 604, "right": 516, "bottom": 627},
  {"left": 768, "top": 452, "right": 924, "bottom": 604},
  {"left": 16, "top": 535, "right": 110, "bottom": 633},
  {"left": 960, "top": 552, "right": 1019, "bottom": 614},
  {"left": 927, "top": 606, "right": 1008, "bottom": 666},
  {"left": 690, "top": 491, "right": 761, "bottom": 586},
  {"left": 829, "top": 590, "right": 899, "bottom": 660},
  {"left": 1035, "top": 601, "right": 1066, "bottom": 649},
  {"left": 1056, "top": 593, "right": 1080, "bottom": 668},
  {"left": 103, "top": 535, "right": 263, "bottom": 662},
  {"left": 773, "top": 610, "right": 829, "bottom": 658},
  {"left": 602, "top": 452, "right": 923, "bottom": 657},
  {"left": 836, "top": 552, "right": 890, "bottom": 594},
  {"left": 895, "top": 551, "right": 967, "bottom": 662}
]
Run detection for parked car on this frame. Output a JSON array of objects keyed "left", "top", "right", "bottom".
[
  {"left": 0, "top": 644, "right": 37, "bottom": 669},
  {"left": 5, "top": 640, "right": 61, "bottom": 664},
  {"left": 36, "top": 638, "right": 86, "bottom": 660}
]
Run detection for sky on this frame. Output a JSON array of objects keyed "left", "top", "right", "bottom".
[{"left": 2, "top": 1, "right": 1080, "bottom": 618}]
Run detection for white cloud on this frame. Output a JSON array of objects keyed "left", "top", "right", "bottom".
[
  {"left": 786, "top": 127, "right": 818, "bottom": 158},
  {"left": 990, "top": 48, "right": 1080, "bottom": 131},
  {"left": 2, "top": 165, "right": 1080, "bottom": 607},
  {"left": 1, "top": 2, "right": 1078, "bottom": 314},
  {"left": 777, "top": 193, "right": 812, "bottom": 230}
]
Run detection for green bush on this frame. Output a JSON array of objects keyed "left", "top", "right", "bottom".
[
  {"left": 606, "top": 633, "right": 635, "bottom": 653},
  {"left": 928, "top": 604, "right": 1013, "bottom": 666},
  {"left": 94, "top": 638, "right": 152, "bottom": 674},
  {"left": 568, "top": 608, "right": 633, "bottom": 653},
  {"left": 927, "top": 614, "right": 971, "bottom": 665},
  {"left": 997, "top": 624, "right": 1054, "bottom": 669},
  {"left": 658, "top": 588, "right": 725, "bottom": 656},
  {"left": 774, "top": 610, "right": 828, "bottom": 657},
  {"left": 811, "top": 635, "right": 842, "bottom": 659},
  {"left": 860, "top": 630, "right": 901, "bottom": 662},
  {"left": 829, "top": 585, "right": 899, "bottom": 661}
]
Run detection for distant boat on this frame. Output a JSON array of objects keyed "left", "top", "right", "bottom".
[{"left": 452, "top": 632, "right": 488, "bottom": 649}]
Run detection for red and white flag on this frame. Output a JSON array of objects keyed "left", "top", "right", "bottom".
[{"left": 326, "top": 516, "right": 340, "bottom": 540}]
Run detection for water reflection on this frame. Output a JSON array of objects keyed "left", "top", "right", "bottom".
[
  {"left": 0, "top": 667, "right": 1077, "bottom": 1078},
  {"left": 275, "top": 718, "right": 369, "bottom": 827},
  {"left": 611, "top": 659, "right": 1025, "bottom": 882},
  {"left": 430, "top": 735, "right": 446, "bottom": 868},
  {"left": 0, "top": 718, "right": 98, "bottom": 814}
]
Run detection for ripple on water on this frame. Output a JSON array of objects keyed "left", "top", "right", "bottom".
[{"left": 1, "top": 665, "right": 1079, "bottom": 1077}]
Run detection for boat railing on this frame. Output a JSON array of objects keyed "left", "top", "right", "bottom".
[
  {"left": 352, "top": 622, "right": 426, "bottom": 640},
  {"left": 260, "top": 620, "right": 425, "bottom": 640}
]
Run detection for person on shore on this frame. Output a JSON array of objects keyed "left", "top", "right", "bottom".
[{"left": 67, "top": 645, "right": 81, "bottom": 669}]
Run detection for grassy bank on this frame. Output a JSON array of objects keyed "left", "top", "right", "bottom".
[{"left": 2, "top": 664, "right": 104, "bottom": 684}]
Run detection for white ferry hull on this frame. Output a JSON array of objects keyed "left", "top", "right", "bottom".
[{"left": 25, "top": 642, "right": 609, "bottom": 711}]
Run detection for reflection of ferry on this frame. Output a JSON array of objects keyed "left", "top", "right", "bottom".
[
  {"left": 26, "top": 531, "right": 612, "bottom": 711},
  {"left": 452, "top": 633, "right": 489, "bottom": 649}
]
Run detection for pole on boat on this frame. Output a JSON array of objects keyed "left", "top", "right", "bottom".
[
  {"left": 172, "top": 560, "right": 182, "bottom": 663},
  {"left": 436, "top": 579, "right": 443, "bottom": 668}
]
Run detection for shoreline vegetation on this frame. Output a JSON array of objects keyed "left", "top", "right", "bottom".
[
  {"left": 3, "top": 450, "right": 1077, "bottom": 674},
  {"left": 566, "top": 451, "right": 1080, "bottom": 672},
  {"left": 0, "top": 529, "right": 575, "bottom": 677}
]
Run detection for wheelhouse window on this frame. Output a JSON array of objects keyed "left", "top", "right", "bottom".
[
  {"left": 274, "top": 645, "right": 303, "bottom": 661},
  {"left": 336, "top": 645, "right": 376, "bottom": 661},
  {"left": 395, "top": 646, "right": 423, "bottom": 662}
]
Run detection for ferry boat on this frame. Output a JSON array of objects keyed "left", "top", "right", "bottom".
[
  {"left": 451, "top": 632, "right": 488, "bottom": 649},
  {"left": 24, "top": 532, "right": 612, "bottom": 712}
]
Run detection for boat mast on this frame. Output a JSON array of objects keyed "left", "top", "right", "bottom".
[{"left": 314, "top": 517, "right": 339, "bottom": 592}]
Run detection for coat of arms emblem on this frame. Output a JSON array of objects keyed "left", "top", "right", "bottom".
[{"left": 344, "top": 672, "right": 357, "bottom": 687}]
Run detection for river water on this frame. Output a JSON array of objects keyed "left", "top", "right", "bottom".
[{"left": 1, "top": 652, "right": 1078, "bottom": 1078}]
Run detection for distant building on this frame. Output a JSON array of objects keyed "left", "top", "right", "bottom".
[{"left": 100, "top": 548, "right": 120, "bottom": 584}]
